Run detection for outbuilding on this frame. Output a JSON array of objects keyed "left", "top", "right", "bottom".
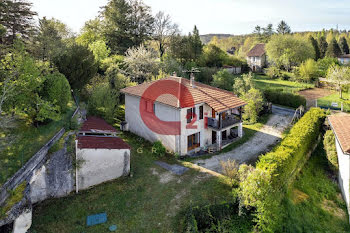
[{"left": 75, "top": 117, "right": 131, "bottom": 191}]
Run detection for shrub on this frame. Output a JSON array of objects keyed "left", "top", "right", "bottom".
[
  {"left": 70, "top": 115, "right": 79, "bottom": 130},
  {"left": 196, "top": 67, "right": 219, "bottom": 84},
  {"left": 211, "top": 69, "right": 235, "bottom": 90},
  {"left": 265, "top": 66, "right": 282, "bottom": 79},
  {"left": 43, "top": 72, "right": 71, "bottom": 112},
  {"left": 263, "top": 89, "right": 306, "bottom": 108},
  {"left": 323, "top": 130, "right": 338, "bottom": 172},
  {"left": 152, "top": 141, "right": 166, "bottom": 157},
  {"left": 220, "top": 160, "right": 239, "bottom": 187},
  {"left": 240, "top": 108, "right": 325, "bottom": 232},
  {"left": 243, "top": 88, "right": 264, "bottom": 124},
  {"left": 298, "top": 58, "right": 319, "bottom": 82}
]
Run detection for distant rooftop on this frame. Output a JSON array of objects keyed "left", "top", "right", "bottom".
[
  {"left": 80, "top": 116, "right": 117, "bottom": 134},
  {"left": 247, "top": 43, "right": 266, "bottom": 57}
]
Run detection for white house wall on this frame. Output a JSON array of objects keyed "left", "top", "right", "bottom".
[
  {"left": 76, "top": 148, "right": 130, "bottom": 190},
  {"left": 336, "top": 138, "right": 350, "bottom": 215},
  {"left": 125, "top": 94, "right": 178, "bottom": 152}
]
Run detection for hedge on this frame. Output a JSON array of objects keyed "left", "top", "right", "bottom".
[
  {"left": 240, "top": 108, "right": 325, "bottom": 232},
  {"left": 323, "top": 130, "right": 338, "bottom": 172},
  {"left": 181, "top": 202, "right": 254, "bottom": 232},
  {"left": 263, "top": 89, "right": 306, "bottom": 108}
]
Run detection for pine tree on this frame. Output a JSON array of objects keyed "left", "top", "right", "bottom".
[
  {"left": 309, "top": 36, "right": 320, "bottom": 60},
  {"left": 339, "top": 36, "right": 349, "bottom": 54},
  {"left": 191, "top": 25, "right": 203, "bottom": 61},
  {"left": 276, "top": 20, "right": 291, "bottom": 35},
  {"left": 318, "top": 36, "right": 328, "bottom": 58},
  {"left": 0, "top": 0, "right": 37, "bottom": 44},
  {"left": 326, "top": 38, "right": 342, "bottom": 58}
]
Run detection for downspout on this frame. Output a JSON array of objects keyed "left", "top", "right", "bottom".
[{"left": 75, "top": 140, "right": 79, "bottom": 193}]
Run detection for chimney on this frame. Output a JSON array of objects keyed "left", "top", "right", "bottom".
[
  {"left": 190, "top": 73, "right": 196, "bottom": 88},
  {"left": 172, "top": 71, "right": 177, "bottom": 77}
]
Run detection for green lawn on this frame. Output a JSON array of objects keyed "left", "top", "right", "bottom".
[
  {"left": 253, "top": 75, "right": 314, "bottom": 93},
  {"left": 318, "top": 92, "right": 350, "bottom": 112},
  {"left": 282, "top": 143, "right": 350, "bottom": 233},
  {"left": 0, "top": 102, "right": 76, "bottom": 185},
  {"left": 30, "top": 132, "right": 233, "bottom": 233}
]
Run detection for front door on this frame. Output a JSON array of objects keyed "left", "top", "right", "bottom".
[
  {"left": 188, "top": 133, "right": 200, "bottom": 151},
  {"left": 212, "top": 131, "right": 217, "bottom": 144}
]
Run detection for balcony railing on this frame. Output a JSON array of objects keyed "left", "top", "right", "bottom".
[{"left": 207, "top": 115, "right": 241, "bottom": 130}]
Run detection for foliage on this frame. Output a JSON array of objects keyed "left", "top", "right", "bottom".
[
  {"left": 211, "top": 69, "right": 235, "bottom": 90},
  {"left": 76, "top": 18, "right": 104, "bottom": 47},
  {"left": 298, "top": 58, "right": 319, "bottom": 82},
  {"left": 233, "top": 72, "right": 254, "bottom": 97},
  {"left": 0, "top": 182, "right": 26, "bottom": 217},
  {"left": 309, "top": 35, "right": 320, "bottom": 60},
  {"left": 242, "top": 88, "right": 264, "bottom": 124},
  {"left": 263, "top": 89, "right": 306, "bottom": 108},
  {"left": 199, "top": 44, "right": 228, "bottom": 67},
  {"left": 317, "top": 57, "right": 339, "bottom": 77},
  {"left": 266, "top": 35, "right": 315, "bottom": 70},
  {"left": 102, "top": 0, "right": 154, "bottom": 54},
  {"left": 0, "top": 0, "right": 36, "bottom": 44},
  {"left": 152, "top": 140, "right": 166, "bottom": 158},
  {"left": 54, "top": 43, "right": 97, "bottom": 90},
  {"left": 70, "top": 115, "right": 79, "bottom": 130},
  {"left": 123, "top": 44, "right": 159, "bottom": 83},
  {"left": 195, "top": 67, "right": 218, "bottom": 84},
  {"left": 265, "top": 66, "right": 282, "bottom": 79},
  {"left": 276, "top": 20, "right": 291, "bottom": 35},
  {"left": 323, "top": 130, "right": 338, "bottom": 172},
  {"left": 326, "top": 65, "right": 350, "bottom": 98},
  {"left": 88, "top": 40, "right": 111, "bottom": 64},
  {"left": 326, "top": 38, "right": 342, "bottom": 58},
  {"left": 161, "top": 55, "right": 185, "bottom": 77},
  {"left": 339, "top": 36, "right": 349, "bottom": 55},
  {"left": 43, "top": 72, "right": 71, "bottom": 112},
  {"left": 220, "top": 159, "right": 240, "bottom": 187},
  {"left": 240, "top": 108, "right": 325, "bottom": 232},
  {"left": 318, "top": 36, "right": 328, "bottom": 58}
]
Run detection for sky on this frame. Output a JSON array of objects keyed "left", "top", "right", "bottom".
[{"left": 31, "top": 0, "right": 350, "bottom": 35}]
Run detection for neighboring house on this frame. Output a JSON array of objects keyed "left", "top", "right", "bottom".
[
  {"left": 75, "top": 117, "right": 130, "bottom": 191},
  {"left": 328, "top": 114, "right": 350, "bottom": 220},
  {"left": 338, "top": 54, "right": 350, "bottom": 65},
  {"left": 227, "top": 47, "right": 236, "bottom": 55},
  {"left": 121, "top": 76, "right": 246, "bottom": 156},
  {"left": 246, "top": 43, "right": 267, "bottom": 72}
]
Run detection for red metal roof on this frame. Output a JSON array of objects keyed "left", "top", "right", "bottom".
[
  {"left": 77, "top": 136, "right": 130, "bottom": 150},
  {"left": 81, "top": 117, "right": 117, "bottom": 133}
]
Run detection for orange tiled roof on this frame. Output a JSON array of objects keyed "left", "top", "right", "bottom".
[
  {"left": 121, "top": 76, "right": 246, "bottom": 113},
  {"left": 247, "top": 43, "right": 266, "bottom": 57},
  {"left": 328, "top": 114, "right": 350, "bottom": 154}
]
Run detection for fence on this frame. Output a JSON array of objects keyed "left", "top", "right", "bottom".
[{"left": 316, "top": 99, "right": 350, "bottom": 112}]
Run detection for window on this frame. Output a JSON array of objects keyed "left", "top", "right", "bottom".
[
  {"left": 187, "top": 108, "right": 192, "bottom": 123},
  {"left": 199, "top": 106, "right": 203, "bottom": 120}
]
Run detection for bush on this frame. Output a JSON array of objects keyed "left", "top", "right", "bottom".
[
  {"left": 263, "top": 89, "right": 306, "bottom": 108},
  {"left": 265, "top": 66, "right": 282, "bottom": 79},
  {"left": 211, "top": 69, "right": 235, "bottom": 90},
  {"left": 70, "top": 115, "right": 79, "bottom": 130},
  {"left": 196, "top": 67, "right": 219, "bottom": 84},
  {"left": 43, "top": 72, "right": 71, "bottom": 112},
  {"left": 243, "top": 88, "right": 264, "bottom": 124},
  {"left": 298, "top": 58, "right": 319, "bottom": 82},
  {"left": 152, "top": 141, "right": 166, "bottom": 157},
  {"left": 240, "top": 108, "right": 325, "bottom": 232},
  {"left": 181, "top": 202, "right": 253, "bottom": 233},
  {"left": 323, "top": 130, "right": 338, "bottom": 172}
]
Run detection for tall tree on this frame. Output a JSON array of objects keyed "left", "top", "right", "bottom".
[
  {"left": 263, "top": 24, "right": 274, "bottom": 37},
  {"left": 102, "top": 0, "right": 154, "bottom": 54},
  {"left": 0, "top": 0, "right": 37, "bottom": 44},
  {"left": 54, "top": 44, "right": 98, "bottom": 90},
  {"left": 318, "top": 36, "right": 328, "bottom": 58},
  {"left": 339, "top": 36, "right": 349, "bottom": 54},
  {"left": 276, "top": 20, "right": 291, "bottom": 35},
  {"left": 153, "top": 11, "right": 179, "bottom": 59},
  {"left": 326, "top": 38, "right": 342, "bottom": 58},
  {"left": 191, "top": 25, "right": 203, "bottom": 61},
  {"left": 309, "top": 36, "right": 320, "bottom": 60},
  {"left": 253, "top": 25, "right": 262, "bottom": 35},
  {"left": 76, "top": 18, "right": 104, "bottom": 46}
]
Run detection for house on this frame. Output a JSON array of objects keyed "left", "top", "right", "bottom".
[
  {"left": 328, "top": 114, "right": 350, "bottom": 220},
  {"left": 223, "top": 65, "right": 241, "bottom": 74},
  {"left": 120, "top": 75, "right": 246, "bottom": 156},
  {"left": 338, "top": 54, "right": 350, "bottom": 65},
  {"left": 75, "top": 117, "right": 130, "bottom": 191},
  {"left": 246, "top": 43, "right": 267, "bottom": 72}
]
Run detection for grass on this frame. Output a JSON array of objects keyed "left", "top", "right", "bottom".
[
  {"left": 253, "top": 75, "right": 314, "bottom": 93},
  {"left": 282, "top": 143, "right": 350, "bottom": 233},
  {"left": 318, "top": 92, "right": 350, "bottom": 112},
  {"left": 0, "top": 101, "right": 76, "bottom": 185},
  {"left": 0, "top": 182, "right": 26, "bottom": 218},
  {"left": 30, "top": 132, "right": 234, "bottom": 233}
]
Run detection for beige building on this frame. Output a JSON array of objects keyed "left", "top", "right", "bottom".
[
  {"left": 338, "top": 54, "right": 350, "bottom": 65},
  {"left": 246, "top": 43, "right": 267, "bottom": 72}
]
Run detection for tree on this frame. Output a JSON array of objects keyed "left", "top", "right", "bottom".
[
  {"left": 76, "top": 18, "right": 104, "bottom": 46},
  {"left": 211, "top": 70, "right": 234, "bottom": 90},
  {"left": 299, "top": 59, "right": 319, "bottom": 82},
  {"left": 317, "top": 57, "right": 339, "bottom": 77},
  {"left": 233, "top": 72, "right": 255, "bottom": 97},
  {"left": 276, "top": 20, "right": 291, "bottom": 35},
  {"left": 191, "top": 25, "right": 203, "bottom": 60},
  {"left": 326, "top": 65, "right": 350, "bottom": 99},
  {"left": 266, "top": 35, "right": 314, "bottom": 70},
  {"left": 220, "top": 160, "right": 240, "bottom": 187},
  {"left": 326, "top": 38, "right": 342, "bottom": 58},
  {"left": 102, "top": 0, "right": 154, "bottom": 54},
  {"left": 309, "top": 35, "right": 320, "bottom": 60},
  {"left": 199, "top": 44, "right": 227, "bottom": 67},
  {"left": 32, "top": 17, "right": 70, "bottom": 61},
  {"left": 54, "top": 44, "right": 98, "bottom": 90},
  {"left": 339, "top": 36, "right": 349, "bottom": 54},
  {"left": 318, "top": 36, "right": 328, "bottom": 58},
  {"left": 153, "top": 11, "right": 179, "bottom": 59},
  {"left": 123, "top": 44, "right": 159, "bottom": 83},
  {"left": 43, "top": 72, "right": 71, "bottom": 112},
  {"left": 253, "top": 25, "right": 262, "bottom": 36},
  {"left": 88, "top": 40, "right": 111, "bottom": 64},
  {"left": 263, "top": 24, "right": 274, "bottom": 37},
  {"left": 0, "top": 0, "right": 37, "bottom": 44},
  {"left": 243, "top": 88, "right": 264, "bottom": 123}
]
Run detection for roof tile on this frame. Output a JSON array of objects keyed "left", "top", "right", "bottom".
[
  {"left": 328, "top": 114, "right": 350, "bottom": 154},
  {"left": 247, "top": 43, "right": 266, "bottom": 57}
]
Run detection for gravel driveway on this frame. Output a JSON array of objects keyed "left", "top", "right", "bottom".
[{"left": 194, "top": 106, "right": 294, "bottom": 173}]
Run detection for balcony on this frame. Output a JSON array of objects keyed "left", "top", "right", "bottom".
[{"left": 207, "top": 115, "right": 241, "bottom": 130}]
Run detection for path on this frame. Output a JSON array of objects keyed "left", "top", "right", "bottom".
[{"left": 194, "top": 106, "right": 293, "bottom": 173}]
